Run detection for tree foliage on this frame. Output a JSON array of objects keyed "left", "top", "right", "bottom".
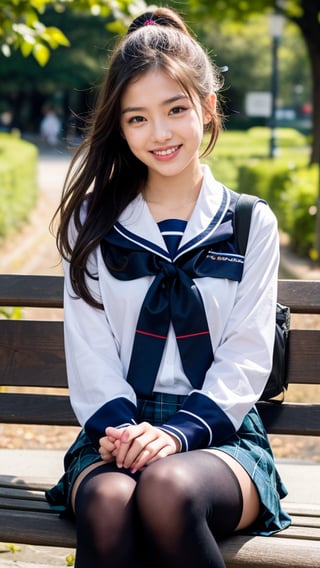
[
  {"left": 1, "top": 0, "right": 319, "bottom": 162},
  {"left": 0, "top": 0, "right": 148, "bottom": 65}
]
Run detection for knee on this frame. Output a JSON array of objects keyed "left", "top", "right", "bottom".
[
  {"left": 76, "top": 472, "right": 136, "bottom": 521},
  {"left": 75, "top": 473, "right": 137, "bottom": 556},
  {"left": 136, "top": 458, "right": 195, "bottom": 522}
]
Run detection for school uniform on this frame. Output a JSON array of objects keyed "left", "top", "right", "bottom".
[{"left": 46, "top": 165, "right": 291, "bottom": 535}]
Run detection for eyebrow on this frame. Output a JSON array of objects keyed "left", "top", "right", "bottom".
[{"left": 121, "top": 94, "right": 189, "bottom": 114}]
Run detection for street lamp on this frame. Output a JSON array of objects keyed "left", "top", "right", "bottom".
[{"left": 268, "top": 12, "right": 285, "bottom": 158}]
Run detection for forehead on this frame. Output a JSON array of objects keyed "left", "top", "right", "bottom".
[{"left": 121, "top": 69, "right": 190, "bottom": 107}]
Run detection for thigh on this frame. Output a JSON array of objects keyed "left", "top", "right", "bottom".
[
  {"left": 202, "top": 449, "right": 260, "bottom": 531},
  {"left": 157, "top": 449, "right": 259, "bottom": 533}
]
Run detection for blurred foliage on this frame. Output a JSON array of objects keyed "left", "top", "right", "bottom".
[
  {"left": 0, "top": 133, "right": 38, "bottom": 240},
  {"left": 0, "top": 0, "right": 148, "bottom": 65},
  {"left": 205, "top": 127, "right": 318, "bottom": 259}
]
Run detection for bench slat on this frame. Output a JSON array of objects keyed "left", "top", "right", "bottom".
[
  {"left": 273, "top": 524, "right": 320, "bottom": 540},
  {"left": 0, "top": 393, "right": 319, "bottom": 435},
  {"left": 0, "top": 509, "right": 319, "bottom": 567},
  {"left": 278, "top": 280, "right": 320, "bottom": 313},
  {"left": 0, "top": 475, "right": 58, "bottom": 491},
  {"left": 0, "top": 497, "right": 53, "bottom": 512},
  {"left": 257, "top": 401, "right": 320, "bottom": 436},
  {"left": 0, "top": 320, "right": 67, "bottom": 388},
  {"left": 0, "top": 487, "right": 43, "bottom": 501},
  {"left": 288, "top": 330, "right": 320, "bottom": 384},
  {"left": 0, "top": 509, "right": 76, "bottom": 548},
  {"left": 285, "top": 503, "right": 320, "bottom": 516},
  {"left": 0, "top": 275, "right": 63, "bottom": 308},
  {"left": 1, "top": 325, "right": 319, "bottom": 389},
  {"left": 220, "top": 533, "right": 320, "bottom": 567},
  {"left": 1, "top": 277, "right": 320, "bottom": 314},
  {"left": 0, "top": 393, "right": 78, "bottom": 425},
  {"left": 290, "top": 516, "right": 320, "bottom": 529}
]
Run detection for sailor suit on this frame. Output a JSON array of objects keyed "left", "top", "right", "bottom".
[{"left": 46, "top": 165, "right": 291, "bottom": 535}]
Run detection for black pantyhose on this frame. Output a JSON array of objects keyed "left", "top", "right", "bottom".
[
  {"left": 74, "top": 464, "right": 139, "bottom": 568},
  {"left": 74, "top": 452, "right": 243, "bottom": 568}
]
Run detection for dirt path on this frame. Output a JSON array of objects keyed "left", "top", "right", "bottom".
[{"left": 0, "top": 149, "right": 69, "bottom": 276}]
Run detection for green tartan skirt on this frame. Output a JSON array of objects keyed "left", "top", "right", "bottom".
[{"left": 45, "top": 392, "right": 291, "bottom": 536}]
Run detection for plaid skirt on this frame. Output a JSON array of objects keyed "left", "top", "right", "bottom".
[{"left": 45, "top": 392, "right": 291, "bottom": 536}]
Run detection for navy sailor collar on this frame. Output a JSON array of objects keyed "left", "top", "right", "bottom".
[{"left": 114, "top": 165, "right": 231, "bottom": 262}]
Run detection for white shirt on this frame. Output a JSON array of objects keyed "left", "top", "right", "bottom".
[{"left": 63, "top": 165, "right": 279, "bottom": 450}]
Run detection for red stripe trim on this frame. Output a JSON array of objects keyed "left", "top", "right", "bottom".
[
  {"left": 136, "top": 330, "right": 167, "bottom": 340},
  {"left": 176, "top": 331, "right": 210, "bottom": 339}
]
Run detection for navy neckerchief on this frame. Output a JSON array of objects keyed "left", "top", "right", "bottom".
[{"left": 101, "top": 193, "right": 244, "bottom": 397}]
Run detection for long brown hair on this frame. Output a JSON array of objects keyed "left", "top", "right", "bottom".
[{"left": 53, "top": 6, "right": 224, "bottom": 307}]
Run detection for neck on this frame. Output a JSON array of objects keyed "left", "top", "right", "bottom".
[
  {"left": 143, "top": 167, "right": 203, "bottom": 222},
  {"left": 143, "top": 165, "right": 203, "bottom": 207}
]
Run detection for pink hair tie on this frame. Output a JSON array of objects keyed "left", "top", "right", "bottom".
[{"left": 144, "top": 19, "right": 155, "bottom": 26}]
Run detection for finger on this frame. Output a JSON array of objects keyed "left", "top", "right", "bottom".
[
  {"left": 98, "top": 446, "right": 115, "bottom": 462},
  {"left": 116, "top": 427, "right": 158, "bottom": 469},
  {"left": 105, "top": 426, "right": 125, "bottom": 440},
  {"left": 130, "top": 439, "right": 174, "bottom": 472},
  {"left": 99, "top": 436, "right": 116, "bottom": 452}
]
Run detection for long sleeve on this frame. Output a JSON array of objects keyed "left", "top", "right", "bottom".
[
  {"left": 63, "top": 251, "right": 138, "bottom": 447},
  {"left": 160, "top": 200, "right": 279, "bottom": 451}
]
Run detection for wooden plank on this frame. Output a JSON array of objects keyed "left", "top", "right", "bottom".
[
  {"left": 285, "top": 502, "right": 320, "bottom": 516},
  {"left": 0, "top": 509, "right": 76, "bottom": 548},
  {"left": 0, "top": 393, "right": 78, "bottom": 425},
  {"left": 0, "top": 396, "right": 318, "bottom": 434},
  {"left": 0, "top": 475, "right": 58, "bottom": 491},
  {"left": 0, "top": 392, "right": 318, "bottom": 433},
  {"left": 0, "top": 320, "right": 67, "bottom": 388},
  {"left": 0, "top": 498, "right": 53, "bottom": 512},
  {"left": 257, "top": 401, "right": 320, "bottom": 435},
  {"left": 273, "top": 524, "right": 320, "bottom": 540},
  {"left": 0, "top": 487, "right": 44, "bottom": 501},
  {"left": 287, "top": 330, "right": 320, "bottom": 385},
  {"left": 0, "top": 509, "right": 320, "bottom": 566},
  {"left": 220, "top": 533, "right": 320, "bottom": 567},
  {"left": 0, "top": 276, "right": 319, "bottom": 313},
  {"left": 289, "top": 515, "right": 320, "bottom": 529},
  {"left": 0, "top": 275, "right": 63, "bottom": 308},
  {"left": 1, "top": 326, "right": 319, "bottom": 389},
  {"left": 278, "top": 280, "right": 320, "bottom": 314}
]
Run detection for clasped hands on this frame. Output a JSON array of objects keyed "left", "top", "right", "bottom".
[{"left": 99, "top": 421, "right": 180, "bottom": 474}]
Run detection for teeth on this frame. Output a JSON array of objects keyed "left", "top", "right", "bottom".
[{"left": 153, "top": 146, "right": 178, "bottom": 156}]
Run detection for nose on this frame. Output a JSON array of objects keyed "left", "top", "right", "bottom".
[{"left": 151, "top": 118, "right": 172, "bottom": 143}]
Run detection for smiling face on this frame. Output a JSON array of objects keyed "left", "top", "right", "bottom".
[{"left": 120, "top": 69, "right": 215, "bottom": 186}]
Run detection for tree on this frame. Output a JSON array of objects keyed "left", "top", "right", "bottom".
[
  {"left": 0, "top": 0, "right": 147, "bottom": 65},
  {"left": 1, "top": 0, "right": 319, "bottom": 161},
  {"left": 0, "top": 9, "right": 114, "bottom": 132},
  {"left": 180, "top": 0, "right": 319, "bottom": 164}
]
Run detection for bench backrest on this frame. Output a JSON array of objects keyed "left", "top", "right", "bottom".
[{"left": 0, "top": 275, "right": 319, "bottom": 436}]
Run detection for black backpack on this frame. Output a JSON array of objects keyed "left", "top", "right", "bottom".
[{"left": 234, "top": 193, "right": 290, "bottom": 402}]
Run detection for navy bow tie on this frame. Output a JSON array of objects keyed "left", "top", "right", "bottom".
[{"left": 101, "top": 215, "right": 243, "bottom": 397}]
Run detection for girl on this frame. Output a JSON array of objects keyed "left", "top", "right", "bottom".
[{"left": 47, "top": 7, "right": 291, "bottom": 568}]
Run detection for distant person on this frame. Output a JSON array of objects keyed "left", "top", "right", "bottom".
[
  {"left": 0, "top": 111, "right": 13, "bottom": 132},
  {"left": 40, "top": 108, "right": 61, "bottom": 146},
  {"left": 46, "top": 6, "right": 291, "bottom": 567}
]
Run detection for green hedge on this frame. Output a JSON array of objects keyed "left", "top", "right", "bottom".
[
  {"left": 0, "top": 133, "right": 38, "bottom": 241},
  {"left": 237, "top": 160, "right": 318, "bottom": 257},
  {"left": 205, "top": 128, "right": 318, "bottom": 260}
]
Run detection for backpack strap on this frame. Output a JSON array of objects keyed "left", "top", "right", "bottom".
[{"left": 234, "top": 193, "right": 259, "bottom": 256}]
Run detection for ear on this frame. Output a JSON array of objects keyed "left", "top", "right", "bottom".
[{"left": 203, "top": 93, "right": 217, "bottom": 125}]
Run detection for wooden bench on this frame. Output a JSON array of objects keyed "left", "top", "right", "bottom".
[{"left": 0, "top": 274, "right": 319, "bottom": 567}]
